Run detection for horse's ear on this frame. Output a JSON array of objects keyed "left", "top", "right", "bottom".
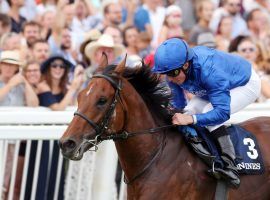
[
  {"left": 98, "top": 52, "right": 108, "bottom": 70},
  {"left": 115, "top": 54, "right": 127, "bottom": 75}
]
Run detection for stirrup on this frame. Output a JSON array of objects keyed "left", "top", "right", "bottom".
[{"left": 207, "top": 163, "right": 240, "bottom": 189}]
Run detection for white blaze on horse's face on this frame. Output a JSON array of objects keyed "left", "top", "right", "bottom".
[{"left": 86, "top": 85, "right": 94, "bottom": 96}]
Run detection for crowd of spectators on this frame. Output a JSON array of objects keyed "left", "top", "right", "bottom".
[
  {"left": 0, "top": 0, "right": 269, "bottom": 110},
  {"left": 1, "top": 0, "right": 270, "bottom": 199}
]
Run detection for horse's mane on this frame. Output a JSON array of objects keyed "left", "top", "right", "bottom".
[{"left": 102, "top": 63, "right": 174, "bottom": 125}]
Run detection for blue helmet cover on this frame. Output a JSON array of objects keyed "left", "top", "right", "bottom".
[{"left": 152, "top": 38, "right": 194, "bottom": 73}]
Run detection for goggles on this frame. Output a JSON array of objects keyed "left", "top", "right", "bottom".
[{"left": 166, "top": 68, "right": 181, "bottom": 77}]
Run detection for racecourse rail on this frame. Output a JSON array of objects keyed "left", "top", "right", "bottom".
[{"left": 0, "top": 102, "right": 270, "bottom": 200}]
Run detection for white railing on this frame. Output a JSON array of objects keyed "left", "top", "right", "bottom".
[
  {"left": 0, "top": 106, "right": 119, "bottom": 200},
  {"left": 0, "top": 102, "right": 270, "bottom": 200}
]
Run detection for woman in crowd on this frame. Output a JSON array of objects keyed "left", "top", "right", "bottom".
[
  {"left": 215, "top": 16, "right": 233, "bottom": 51},
  {"left": 229, "top": 35, "right": 270, "bottom": 101},
  {"left": 158, "top": 5, "right": 184, "bottom": 44},
  {"left": 189, "top": 0, "right": 214, "bottom": 45},
  {"left": 23, "top": 61, "right": 42, "bottom": 92},
  {"left": 122, "top": 26, "right": 141, "bottom": 67},
  {"left": 38, "top": 55, "right": 83, "bottom": 110},
  {"left": 123, "top": 26, "right": 139, "bottom": 56}
]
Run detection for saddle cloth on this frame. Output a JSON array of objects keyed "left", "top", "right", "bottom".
[{"left": 187, "top": 125, "right": 265, "bottom": 175}]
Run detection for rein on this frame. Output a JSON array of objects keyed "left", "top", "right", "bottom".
[{"left": 99, "top": 124, "right": 175, "bottom": 140}]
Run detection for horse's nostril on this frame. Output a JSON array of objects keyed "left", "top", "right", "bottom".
[{"left": 61, "top": 139, "right": 77, "bottom": 152}]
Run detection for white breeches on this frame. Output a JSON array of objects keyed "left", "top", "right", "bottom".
[{"left": 184, "top": 69, "right": 261, "bottom": 132}]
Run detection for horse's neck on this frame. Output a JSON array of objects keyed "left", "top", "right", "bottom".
[{"left": 114, "top": 87, "right": 162, "bottom": 180}]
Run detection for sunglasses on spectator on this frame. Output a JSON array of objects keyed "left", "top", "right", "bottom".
[
  {"left": 238, "top": 47, "right": 256, "bottom": 53},
  {"left": 165, "top": 68, "right": 181, "bottom": 77},
  {"left": 50, "top": 63, "right": 66, "bottom": 69}
]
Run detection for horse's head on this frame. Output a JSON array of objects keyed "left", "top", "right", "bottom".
[{"left": 59, "top": 54, "right": 128, "bottom": 160}]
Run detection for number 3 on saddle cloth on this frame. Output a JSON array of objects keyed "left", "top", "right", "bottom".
[{"left": 180, "top": 125, "right": 265, "bottom": 176}]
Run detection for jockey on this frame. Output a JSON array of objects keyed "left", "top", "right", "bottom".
[{"left": 152, "top": 38, "right": 261, "bottom": 188}]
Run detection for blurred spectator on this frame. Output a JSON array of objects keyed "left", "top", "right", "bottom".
[
  {"left": 0, "top": 13, "right": 11, "bottom": 38},
  {"left": 255, "top": 43, "right": 270, "bottom": 101},
  {"left": 79, "top": 29, "right": 101, "bottom": 67},
  {"left": 72, "top": 0, "right": 100, "bottom": 33},
  {"left": 246, "top": 8, "right": 269, "bottom": 41},
  {"left": 123, "top": 26, "right": 139, "bottom": 56},
  {"left": 243, "top": 0, "right": 270, "bottom": 20},
  {"left": 7, "top": 0, "right": 27, "bottom": 33},
  {"left": 119, "top": 0, "right": 137, "bottom": 27},
  {"left": 122, "top": 26, "right": 141, "bottom": 67},
  {"left": 19, "top": 0, "right": 38, "bottom": 21},
  {"left": 38, "top": 10, "right": 56, "bottom": 40},
  {"left": 84, "top": 34, "right": 125, "bottom": 78},
  {"left": 22, "top": 21, "right": 42, "bottom": 48},
  {"left": 38, "top": 55, "right": 83, "bottom": 110},
  {"left": 23, "top": 60, "right": 41, "bottom": 92},
  {"left": 215, "top": 15, "right": 233, "bottom": 51},
  {"left": 176, "top": 0, "right": 197, "bottom": 34},
  {"left": 158, "top": 5, "right": 184, "bottom": 45},
  {"left": 63, "top": 2, "right": 75, "bottom": 28},
  {"left": 233, "top": 36, "right": 258, "bottom": 66},
  {"left": 197, "top": 32, "right": 217, "bottom": 48},
  {"left": 31, "top": 39, "right": 51, "bottom": 64},
  {"left": 0, "top": 50, "right": 38, "bottom": 106},
  {"left": 246, "top": 8, "right": 270, "bottom": 56},
  {"left": 48, "top": 26, "right": 77, "bottom": 66},
  {"left": 0, "top": 32, "right": 21, "bottom": 51},
  {"left": 229, "top": 35, "right": 270, "bottom": 101},
  {"left": 137, "top": 31, "right": 152, "bottom": 59},
  {"left": 133, "top": 2, "right": 153, "bottom": 40},
  {"left": 102, "top": 2, "right": 123, "bottom": 29},
  {"left": 134, "top": 0, "right": 166, "bottom": 48},
  {"left": 210, "top": 0, "right": 248, "bottom": 38},
  {"left": 36, "top": 0, "right": 57, "bottom": 15},
  {"left": 189, "top": 0, "right": 214, "bottom": 45},
  {"left": 258, "top": 58, "right": 270, "bottom": 101},
  {"left": 103, "top": 25, "right": 123, "bottom": 44}
]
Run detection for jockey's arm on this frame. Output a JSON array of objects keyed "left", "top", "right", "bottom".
[{"left": 193, "top": 70, "right": 231, "bottom": 127}]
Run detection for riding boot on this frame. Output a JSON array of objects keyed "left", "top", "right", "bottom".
[
  {"left": 211, "top": 126, "right": 240, "bottom": 189},
  {"left": 181, "top": 126, "right": 216, "bottom": 167}
]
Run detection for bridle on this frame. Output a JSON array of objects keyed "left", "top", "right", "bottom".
[
  {"left": 74, "top": 73, "right": 126, "bottom": 151},
  {"left": 74, "top": 72, "right": 175, "bottom": 184},
  {"left": 74, "top": 72, "right": 175, "bottom": 149}
]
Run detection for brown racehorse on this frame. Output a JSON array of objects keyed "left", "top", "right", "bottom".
[{"left": 59, "top": 55, "right": 270, "bottom": 200}]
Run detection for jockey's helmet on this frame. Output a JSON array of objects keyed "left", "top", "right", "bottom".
[{"left": 152, "top": 38, "right": 194, "bottom": 73}]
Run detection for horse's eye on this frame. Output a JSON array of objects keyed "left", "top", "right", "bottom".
[{"left": 97, "top": 97, "right": 107, "bottom": 106}]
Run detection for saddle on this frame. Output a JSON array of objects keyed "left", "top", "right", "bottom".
[{"left": 181, "top": 125, "right": 265, "bottom": 176}]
